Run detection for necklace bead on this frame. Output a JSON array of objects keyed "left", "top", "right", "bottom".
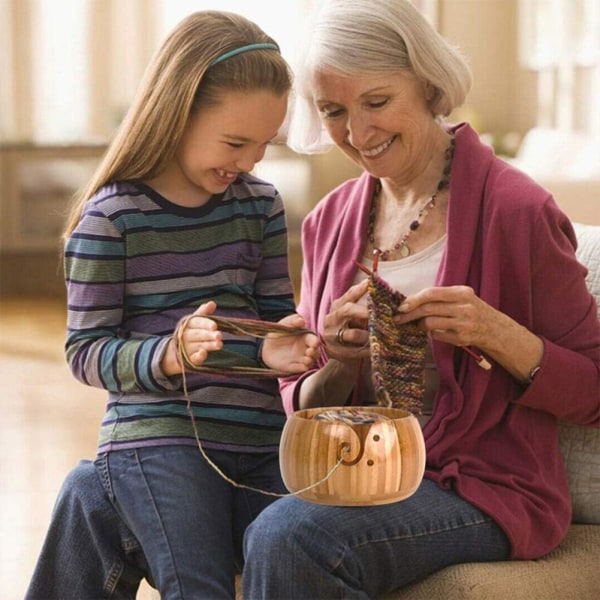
[{"left": 368, "top": 135, "right": 455, "bottom": 261}]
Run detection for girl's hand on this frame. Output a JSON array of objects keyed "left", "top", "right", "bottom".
[
  {"left": 296, "top": 281, "right": 370, "bottom": 410},
  {"left": 261, "top": 314, "right": 320, "bottom": 374},
  {"left": 322, "top": 279, "right": 370, "bottom": 361},
  {"left": 163, "top": 301, "right": 223, "bottom": 375}
]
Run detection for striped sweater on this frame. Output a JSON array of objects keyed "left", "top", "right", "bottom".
[{"left": 64, "top": 176, "right": 295, "bottom": 454}]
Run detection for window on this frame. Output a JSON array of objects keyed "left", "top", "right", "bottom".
[
  {"left": 31, "top": 0, "right": 90, "bottom": 142},
  {"left": 1, "top": 0, "right": 316, "bottom": 145},
  {"left": 518, "top": 0, "right": 600, "bottom": 135},
  {"left": 157, "top": 0, "right": 311, "bottom": 68}
]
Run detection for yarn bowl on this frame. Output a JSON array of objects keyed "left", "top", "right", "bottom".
[{"left": 279, "top": 406, "right": 426, "bottom": 506}]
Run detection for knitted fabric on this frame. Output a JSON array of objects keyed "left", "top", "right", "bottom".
[{"left": 367, "top": 272, "right": 427, "bottom": 416}]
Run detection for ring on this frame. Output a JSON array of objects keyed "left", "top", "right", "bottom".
[{"left": 335, "top": 326, "right": 348, "bottom": 346}]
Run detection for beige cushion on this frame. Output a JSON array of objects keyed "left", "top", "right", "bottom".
[
  {"left": 380, "top": 525, "right": 599, "bottom": 600},
  {"left": 561, "top": 224, "right": 600, "bottom": 525},
  {"left": 573, "top": 223, "right": 600, "bottom": 307},
  {"left": 561, "top": 422, "right": 600, "bottom": 524}
]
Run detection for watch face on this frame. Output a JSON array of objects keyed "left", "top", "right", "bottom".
[{"left": 527, "top": 365, "right": 541, "bottom": 384}]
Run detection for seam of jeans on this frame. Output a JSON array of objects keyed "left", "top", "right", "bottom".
[
  {"left": 132, "top": 448, "right": 185, "bottom": 596},
  {"left": 94, "top": 453, "right": 116, "bottom": 503},
  {"left": 349, "top": 514, "right": 494, "bottom": 551},
  {"left": 103, "top": 557, "right": 125, "bottom": 597},
  {"left": 122, "top": 536, "right": 142, "bottom": 553}
]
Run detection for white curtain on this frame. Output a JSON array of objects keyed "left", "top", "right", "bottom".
[
  {"left": 518, "top": 0, "right": 600, "bottom": 135},
  {"left": 1, "top": 0, "right": 160, "bottom": 144},
  {"left": 0, "top": 0, "right": 318, "bottom": 145}
]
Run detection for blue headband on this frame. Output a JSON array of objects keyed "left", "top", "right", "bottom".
[{"left": 211, "top": 43, "right": 279, "bottom": 66}]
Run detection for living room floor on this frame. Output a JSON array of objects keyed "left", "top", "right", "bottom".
[{"left": 0, "top": 297, "right": 154, "bottom": 599}]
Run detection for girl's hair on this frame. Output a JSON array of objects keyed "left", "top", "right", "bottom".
[
  {"left": 287, "top": 0, "right": 472, "bottom": 154},
  {"left": 63, "top": 11, "right": 292, "bottom": 239}
]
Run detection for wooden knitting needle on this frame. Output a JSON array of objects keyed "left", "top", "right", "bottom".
[{"left": 353, "top": 261, "right": 492, "bottom": 371}]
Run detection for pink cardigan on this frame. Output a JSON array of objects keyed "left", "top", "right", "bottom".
[{"left": 280, "top": 122, "right": 600, "bottom": 559}]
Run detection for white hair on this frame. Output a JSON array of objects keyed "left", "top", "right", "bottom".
[{"left": 287, "top": 0, "right": 472, "bottom": 153}]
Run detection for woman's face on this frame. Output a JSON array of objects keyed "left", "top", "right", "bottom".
[
  {"left": 157, "top": 90, "right": 288, "bottom": 207},
  {"left": 312, "top": 71, "right": 440, "bottom": 183}
]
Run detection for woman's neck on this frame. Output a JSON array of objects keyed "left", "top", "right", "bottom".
[{"left": 380, "top": 128, "right": 453, "bottom": 208}]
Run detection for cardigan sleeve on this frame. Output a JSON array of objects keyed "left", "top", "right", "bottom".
[{"left": 512, "top": 203, "right": 600, "bottom": 425}]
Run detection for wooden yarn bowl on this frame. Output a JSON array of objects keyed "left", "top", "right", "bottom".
[{"left": 279, "top": 406, "right": 425, "bottom": 506}]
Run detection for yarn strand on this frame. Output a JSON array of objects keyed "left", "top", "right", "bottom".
[
  {"left": 175, "top": 313, "right": 347, "bottom": 497},
  {"left": 174, "top": 314, "right": 315, "bottom": 378}
]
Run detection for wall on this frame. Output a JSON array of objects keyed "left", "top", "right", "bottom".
[{"left": 440, "top": 0, "right": 537, "bottom": 139}]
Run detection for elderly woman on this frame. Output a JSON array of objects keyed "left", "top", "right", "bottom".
[{"left": 241, "top": 0, "right": 600, "bottom": 598}]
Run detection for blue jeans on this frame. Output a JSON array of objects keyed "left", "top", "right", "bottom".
[
  {"left": 27, "top": 446, "right": 285, "bottom": 599},
  {"left": 26, "top": 460, "right": 149, "bottom": 600},
  {"left": 242, "top": 478, "right": 511, "bottom": 599}
]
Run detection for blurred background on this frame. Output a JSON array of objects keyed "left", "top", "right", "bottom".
[{"left": 1, "top": 0, "right": 599, "bottom": 598}]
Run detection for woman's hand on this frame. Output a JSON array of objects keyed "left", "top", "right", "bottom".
[
  {"left": 297, "top": 280, "right": 371, "bottom": 409},
  {"left": 394, "top": 285, "right": 501, "bottom": 347},
  {"left": 322, "top": 279, "right": 371, "bottom": 361},
  {"left": 395, "top": 285, "right": 543, "bottom": 382},
  {"left": 261, "top": 314, "right": 320, "bottom": 373},
  {"left": 162, "top": 301, "right": 224, "bottom": 376}
]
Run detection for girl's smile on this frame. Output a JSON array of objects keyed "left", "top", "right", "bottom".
[{"left": 147, "top": 90, "right": 288, "bottom": 207}]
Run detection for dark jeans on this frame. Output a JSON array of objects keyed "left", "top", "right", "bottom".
[
  {"left": 27, "top": 444, "right": 285, "bottom": 600},
  {"left": 243, "top": 478, "right": 511, "bottom": 599}
]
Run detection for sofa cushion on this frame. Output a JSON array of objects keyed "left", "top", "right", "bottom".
[
  {"left": 380, "top": 524, "right": 599, "bottom": 600},
  {"left": 560, "top": 423, "right": 600, "bottom": 523},
  {"left": 560, "top": 224, "right": 600, "bottom": 525},
  {"left": 573, "top": 223, "right": 600, "bottom": 309}
]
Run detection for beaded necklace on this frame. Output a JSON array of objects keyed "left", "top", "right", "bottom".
[{"left": 367, "top": 135, "right": 455, "bottom": 261}]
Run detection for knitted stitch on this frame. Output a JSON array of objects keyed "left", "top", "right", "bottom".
[{"left": 367, "top": 272, "right": 427, "bottom": 415}]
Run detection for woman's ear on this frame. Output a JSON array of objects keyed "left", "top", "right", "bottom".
[
  {"left": 425, "top": 82, "right": 440, "bottom": 114},
  {"left": 425, "top": 82, "right": 437, "bottom": 102}
]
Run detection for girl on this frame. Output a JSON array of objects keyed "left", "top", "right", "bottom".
[{"left": 28, "top": 10, "right": 318, "bottom": 599}]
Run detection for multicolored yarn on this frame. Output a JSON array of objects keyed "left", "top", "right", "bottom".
[
  {"left": 174, "top": 314, "right": 314, "bottom": 378},
  {"left": 366, "top": 272, "right": 427, "bottom": 416}
]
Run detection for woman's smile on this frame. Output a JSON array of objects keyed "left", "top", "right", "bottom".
[{"left": 359, "top": 135, "right": 397, "bottom": 158}]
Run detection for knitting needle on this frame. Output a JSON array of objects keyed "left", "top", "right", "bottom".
[
  {"left": 353, "top": 261, "right": 492, "bottom": 371},
  {"left": 460, "top": 346, "right": 492, "bottom": 370}
]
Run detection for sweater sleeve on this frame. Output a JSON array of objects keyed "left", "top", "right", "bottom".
[
  {"left": 64, "top": 207, "right": 175, "bottom": 394},
  {"left": 254, "top": 192, "right": 296, "bottom": 321},
  {"left": 278, "top": 175, "right": 373, "bottom": 415}
]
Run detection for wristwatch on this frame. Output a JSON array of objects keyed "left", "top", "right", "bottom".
[{"left": 526, "top": 365, "right": 541, "bottom": 385}]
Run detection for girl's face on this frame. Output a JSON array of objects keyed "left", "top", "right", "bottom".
[
  {"left": 160, "top": 90, "right": 288, "bottom": 207},
  {"left": 312, "top": 71, "right": 441, "bottom": 184}
]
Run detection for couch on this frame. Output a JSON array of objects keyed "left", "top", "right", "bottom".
[{"left": 379, "top": 222, "right": 600, "bottom": 600}]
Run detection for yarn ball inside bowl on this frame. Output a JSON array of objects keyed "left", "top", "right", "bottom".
[{"left": 279, "top": 406, "right": 425, "bottom": 506}]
